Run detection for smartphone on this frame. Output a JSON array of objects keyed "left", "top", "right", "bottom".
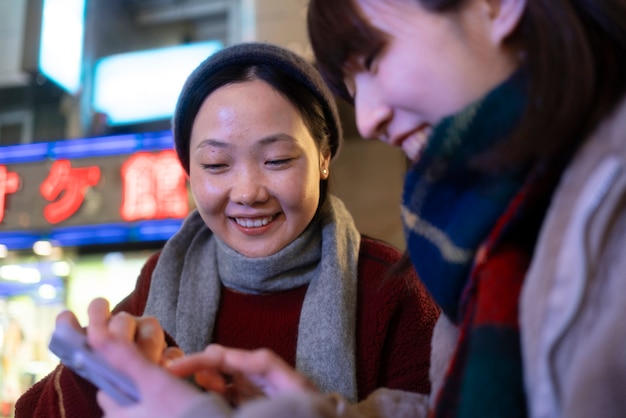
[{"left": 48, "top": 322, "right": 140, "bottom": 405}]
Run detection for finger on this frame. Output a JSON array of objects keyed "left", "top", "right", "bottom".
[
  {"left": 161, "top": 347, "right": 184, "bottom": 366},
  {"left": 168, "top": 345, "right": 314, "bottom": 397},
  {"left": 96, "top": 390, "right": 120, "bottom": 417},
  {"left": 94, "top": 339, "right": 209, "bottom": 418},
  {"left": 210, "top": 347, "right": 316, "bottom": 395},
  {"left": 167, "top": 344, "right": 226, "bottom": 376},
  {"left": 87, "top": 298, "right": 112, "bottom": 347},
  {"left": 108, "top": 312, "right": 138, "bottom": 342},
  {"left": 166, "top": 346, "right": 228, "bottom": 392},
  {"left": 193, "top": 369, "right": 228, "bottom": 394},
  {"left": 87, "top": 298, "right": 111, "bottom": 329},
  {"left": 96, "top": 337, "right": 150, "bottom": 379},
  {"left": 135, "top": 316, "right": 166, "bottom": 364},
  {"left": 227, "top": 349, "right": 315, "bottom": 395},
  {"left": 56, "top": 310, "right": 82, "bottom": 331}
]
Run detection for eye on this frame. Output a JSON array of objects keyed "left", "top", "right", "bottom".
[
  {"left": 266, "top": 158, "right": 293, "bottom": 168},
  {"left": 361, "top": 44, "right": 384, "bottom": 72},
  {"left": 201, "top": 163, "right": 229, "bottom": 173},
  {"left": 267, "top": 158, "right": 292, "bottom": 166},
  {"left": 363, "top": 53, "right": 376, "bottom": 71}
]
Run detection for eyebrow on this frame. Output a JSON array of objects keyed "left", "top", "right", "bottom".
[{"left": 195, "top": 133, "right": 299, "bottom": 150}]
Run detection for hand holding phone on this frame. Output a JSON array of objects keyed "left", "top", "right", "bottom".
[{"left": 48, "top": 322, "right": 141, "bottom": 406}]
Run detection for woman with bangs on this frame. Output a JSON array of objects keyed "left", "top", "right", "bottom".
[{"left": 44, "top": 0, "right": 626, "bottom": 417}]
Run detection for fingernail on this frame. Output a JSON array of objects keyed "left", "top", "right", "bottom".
[{"left": 138, "top": 323, "right": 154, "bottom": 339}]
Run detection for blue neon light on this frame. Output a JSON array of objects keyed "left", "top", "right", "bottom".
[
  {"left": 0, "top": 142, "right": 50, "bottom": 164},
  {"left": 0, "top": 131, "right": 173, "bottom": 164},
  {"left": 0, "top": 219, "right": 184, "bottom": 250},
  {"left": 0, "top": 231, "right": 42, "bottom": 250}
]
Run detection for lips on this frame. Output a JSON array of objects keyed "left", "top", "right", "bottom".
[{"left": 397, "top": 126, "right": 432, "bottom": 162}]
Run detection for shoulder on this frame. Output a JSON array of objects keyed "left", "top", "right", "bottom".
[
  {"left": 133, "top": 251, "right": 161, "bottom": 289},
  {"left": 141, "top": 251, "right": 162, "bottom": 275},
  {"left": 356, "top": 235, "right": 415, "bottom": 291},
  {"left": 357, "top": 236, "right": 435, "bottom": 308},
  {"left": 358, "top": 235, "right": 405, "bottom": 266}
]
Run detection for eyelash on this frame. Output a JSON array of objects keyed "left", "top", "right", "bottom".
[
  {"left": 266, "top": 158, "right": 293, "bottom": 167},
  {"left": 363, "top": 54, "right": 376, "bottom": 71},
  {"left": 200, "top": 159, "right": 293, "bottom": 172},
  {"left": 363, "top": 44, "right": 384, "bottom": 71},
  {"left": 202, "top": 164, "right": 228, "bottom": 172}
]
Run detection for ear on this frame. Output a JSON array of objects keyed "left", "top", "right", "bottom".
[
  {"left": 486, "top": 0, "right": 527, "bottom": 44},
  {"left": 320, "top": 152, "right": 331, "bottom": 180}
]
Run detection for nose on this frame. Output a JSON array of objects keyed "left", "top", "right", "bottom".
[
  {"left": 230, "top": 166, "right": 269, "bottom": 206},
  {"left": 353, "top": 75, "right": 392, "bottom": 141}
]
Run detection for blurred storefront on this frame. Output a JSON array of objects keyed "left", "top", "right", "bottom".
[
  {"left": 0, "top": 131, "right": 191, "bottom": 414},
  {"left": 0, "top": 0, "right": 332, "bottom": 415}
]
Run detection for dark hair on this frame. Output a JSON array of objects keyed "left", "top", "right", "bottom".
[
  {"left": 308, "top": 0, "right": 626, "bottom": 166},
  {"left": 173, "top": 43, "right": 344, "bottom": 212},
  {"left": 177, "top": 62, "right": 333, "bottom": 208}
]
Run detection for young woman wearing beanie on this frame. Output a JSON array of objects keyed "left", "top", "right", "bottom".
[
  {"left": 14, "top": 42, "right": 439, "bottom": 418},
  {"left": 63, "top": 0, "right": 626, "bottom": 417}
]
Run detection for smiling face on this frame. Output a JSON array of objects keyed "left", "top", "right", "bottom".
[
  {"left": 189, "top": 79, "right": 330, "bottom": 258},
  {"left": 346, "top": 0, "right": 522, "bottom": 161}
]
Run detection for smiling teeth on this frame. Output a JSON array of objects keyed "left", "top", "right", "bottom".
[
  {"left": 403, "top": 126, "right": 432, "bottom": 162},
  {"left": 235, "top": 216, "right": 273, "bottom": 228}
]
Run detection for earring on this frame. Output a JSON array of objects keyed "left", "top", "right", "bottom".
[{"left": 322, "top": 168, "right": 328, "bottom": 176}]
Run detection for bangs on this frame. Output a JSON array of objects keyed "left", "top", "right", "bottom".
[{"left": 307, "top": 0, "right": 386, "bottom": 103}]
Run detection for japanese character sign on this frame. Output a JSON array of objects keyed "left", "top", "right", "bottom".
[
  {"left": 40, "top": 160, "right": 101, "bottom": 224},
  {"left": 0, "top": 166, "right": 20, "bottom": 223},
  {"left": 120, "top": 150, "right": 188, "bottom": 221}
]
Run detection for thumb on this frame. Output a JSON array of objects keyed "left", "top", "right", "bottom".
[{"left": 97, "top": 338, "right": 154, "bottom": 382}]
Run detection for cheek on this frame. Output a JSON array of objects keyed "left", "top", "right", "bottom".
[
  {"left": 190, "top": 175, "right": 223, "bottom": 212},
  {"left": 388, "top": 63, "right": 464, "bottom": 121},
  {"left": 278, "top": 174, "right": 320, "bottom": 215}
]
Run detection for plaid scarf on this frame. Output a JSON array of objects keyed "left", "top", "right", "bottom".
[
  {"left": 401, "top": 72, "right": 528, "bottom": 322},
  {"left": 402, "top": 72, "right": 569, "bottom": 416},
  {"left": 433, "top": 162, "right": 562, "bottom": 417}
]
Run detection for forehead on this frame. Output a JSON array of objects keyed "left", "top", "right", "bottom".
[
  {"left": 190, "top": 79, "right": 315, "bottom": 149},
  {"left": 195, "top": 80, "right": 300, "bottom": 127}
]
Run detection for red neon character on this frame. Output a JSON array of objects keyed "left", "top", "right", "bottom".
[
  {"left": 40, "top": 160, "right": 101, "bottom": 224},
  {"left": 0, "top": 166, "right": 20, "bottom": 223},
  {"left": 120, "top": 150, "right": 188, "bottom": 221}
]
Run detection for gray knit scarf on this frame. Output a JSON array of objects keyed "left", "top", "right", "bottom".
[{"left": 144, "top": 195, "right": 360, "bottom": 401}]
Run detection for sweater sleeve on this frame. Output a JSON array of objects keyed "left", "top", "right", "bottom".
[{"left": 14, "top": 252, "right": 161, "bottom": 418}]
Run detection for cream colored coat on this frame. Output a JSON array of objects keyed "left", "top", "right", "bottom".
[{"left": 521, "top": 97, "right": 626, "bottom": 418}]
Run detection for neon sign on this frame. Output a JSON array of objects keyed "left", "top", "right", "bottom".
[
  {"left": 0, "top": 166, "right": 20, "bottom": 223},
  {"left": 0, "top": 131, "right": 189, "bottom": 249},
  {"left": 40, "top": 160, "right": 101, "bottom": 224},
  {"left": 121, "top": 151, "right": 188, "bottom": 221}
]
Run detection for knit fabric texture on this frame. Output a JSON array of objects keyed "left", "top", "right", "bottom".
[
  {"left": 172, "top": 42, "right": 342, "bottom": 172},
  {"left": 401, "top": 70, "right": 569, "bottom": 416},
  {"left": 433, "top": 158, "right": 566, "bottom": 418},
  {"left": 402, "top": 71, "right": 530, "bottom": 417},
  {"left": 401, "top": 71, "right": 528, "bottom": 322},
  {"left": 144, "top": 195, "right": 360, "bottom": 401}
]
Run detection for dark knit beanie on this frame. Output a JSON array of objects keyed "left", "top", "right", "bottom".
[{"left": 172, "top": 42, "right": 343, "bottom": 173}]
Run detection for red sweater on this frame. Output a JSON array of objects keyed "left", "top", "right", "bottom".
[{"left": 15, "top": 236, "right": 439, "bottom": 418}]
